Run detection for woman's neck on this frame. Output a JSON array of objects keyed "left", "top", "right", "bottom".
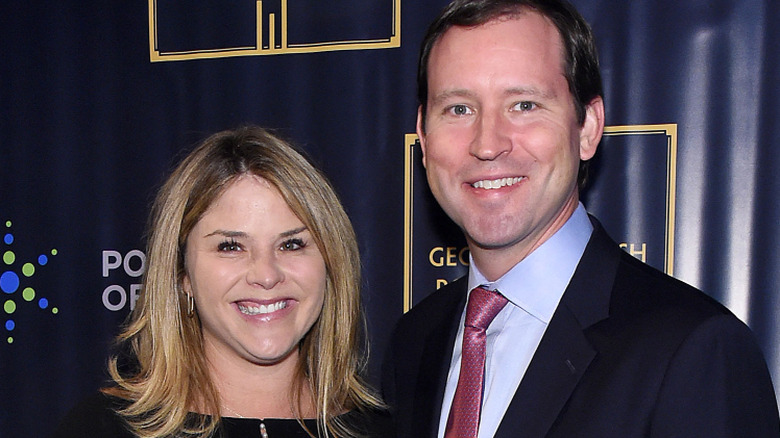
[{"left": 205, "top": 346, "right": 316, "bottom": 419}]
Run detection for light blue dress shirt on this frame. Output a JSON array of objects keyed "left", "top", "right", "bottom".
[{"left": 437, "top": 204, "right": 594, "bottom": 438}]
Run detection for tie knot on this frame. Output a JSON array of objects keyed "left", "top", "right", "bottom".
[{"left": 465, "top": 287, "right": 508, "bottom": 330}]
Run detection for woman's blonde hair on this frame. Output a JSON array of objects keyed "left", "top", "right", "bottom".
[{"left": 104, "top": 126, "right": 382, "bottom": 437}]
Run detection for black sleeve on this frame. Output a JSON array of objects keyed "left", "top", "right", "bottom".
[
  {"left": 340, "top": 407, "right": 396, "bottom": 438},
  {"left": 50, "top": 392, "right": 135, "bottom": 438},
  {"left": 649, "top": 314, "right": 780, "bottom": 437}
]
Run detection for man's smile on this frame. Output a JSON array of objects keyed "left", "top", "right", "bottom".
[{"left": 471, "top": 176, "right": 525, "bottom": 189}]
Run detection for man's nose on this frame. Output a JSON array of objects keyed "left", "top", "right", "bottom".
[{"left": 469, "top": 111, "right": 512, "bottom": 161}]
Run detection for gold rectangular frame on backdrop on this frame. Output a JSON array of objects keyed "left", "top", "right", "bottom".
[{"left": 148, "top": 0, "right": 401, "bottom": 61}]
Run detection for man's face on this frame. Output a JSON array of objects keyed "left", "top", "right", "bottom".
[{"left": 418, "top": 12, "right": 603, "bottom": 280}]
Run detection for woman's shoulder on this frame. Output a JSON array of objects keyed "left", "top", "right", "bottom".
[
  {"left": 338, "top": 406, "right": 395, "bottom": 438},
  {"left": 51, "top": 391, "right": 135, "bottom": 438}
]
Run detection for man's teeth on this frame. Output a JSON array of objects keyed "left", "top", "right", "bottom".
[
  {"left": 472, "top": 177, "right": 523, "bottom": 189},
  {"left": 238, "top": 301, "right": 287, "bottom": 315}
]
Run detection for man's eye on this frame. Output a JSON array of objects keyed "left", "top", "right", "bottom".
[
  {"left": 448, "top": 104, "right": 473, "bottom": 116},
  {"left": 281, "top": 238, "right": 306, "bottom": 251},
  {"left": 513, "top": 101, "right": 537, "bottom": 111},
  {"left": 218, "top": 239, "right": 241, "bottom": 252}
]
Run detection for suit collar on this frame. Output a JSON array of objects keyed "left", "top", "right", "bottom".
[
  {"left": 558, "top": 216, "right": 620, "bottom": 328},
  {"left": 494, "top": 218, "right": 621, "bottom": 437}
]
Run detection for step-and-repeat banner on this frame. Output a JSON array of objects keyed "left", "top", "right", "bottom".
[{"left": 1, "top": 1, "right": 778, "bottom": 435}]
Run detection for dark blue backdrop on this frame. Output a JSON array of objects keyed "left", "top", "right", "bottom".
[{"left": 1, "top": 1, "right": 778, "bottom": 436}]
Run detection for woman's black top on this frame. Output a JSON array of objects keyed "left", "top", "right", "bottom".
[{"left": 52, "top": 392, "right": 394, "bottom": 437}]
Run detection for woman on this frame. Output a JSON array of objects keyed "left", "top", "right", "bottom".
[{"left": 53, "top": 126, "right": 389, "bottom": 437}]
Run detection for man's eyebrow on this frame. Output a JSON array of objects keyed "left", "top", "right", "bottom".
[
  {"left": 430, "top": 88, "right": 477, "bottom": 106},
  {"left": 503, "top": 86, "right": 557, "bottom": 99},
  {"left": 430, "top": 86, "right": 557, "bottom": 106}
]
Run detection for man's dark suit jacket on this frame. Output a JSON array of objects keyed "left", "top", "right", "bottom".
[{"left": 382, "top": 219, "right": 779, "bottom": 437}]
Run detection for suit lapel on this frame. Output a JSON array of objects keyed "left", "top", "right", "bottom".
[
  {"left": 494, "top": 304, "right": 596, "bottom": 437},
  {"left": 412, "top": 279, "right": 468, "bottom": 436},
  {"left": 495, "top": 219, "right": 621, "bottom": 438}
]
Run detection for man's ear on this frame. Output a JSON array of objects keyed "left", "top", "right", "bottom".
[
  {"left": 416, "top": 105, "right": 428, "bottom": 168},
  {"left": 579, "top": 96, "right": 605, "bottom": 161}
]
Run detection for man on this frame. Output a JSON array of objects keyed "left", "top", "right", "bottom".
[{"left": 382, "top": 0, "right": 780, "bottom": 437}]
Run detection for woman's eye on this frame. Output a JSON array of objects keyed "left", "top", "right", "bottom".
[
  {"left": 281, "top": 238, "right": 306, "bottom": 251},
  {"left": 217, "top": 240, "right": 241, "bottom": 252},
  {"left": 513, "top": 101, "right": 537, "bottom": 111},
  {"left": 448, "top": 104, "right": 473, "bottom": 116}
]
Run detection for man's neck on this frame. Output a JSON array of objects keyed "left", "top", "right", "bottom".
[{"left": 470, "top": 197, "right": 581, "bottom": 281}]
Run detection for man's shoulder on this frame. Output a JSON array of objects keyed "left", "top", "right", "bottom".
[
  {"left": 409, "top": 276, "right": 468, "bottom": 309},
  {"left": 582, "top": 219, "right": 732, "bottom": 322},
  {"left": 396, "top": 277, "right": 467, "bottom": 327},
  {"left": 585, "top": 249, "right": 758, "bottom": 359},
  {"left": 573, "top": 221, "right": 745, "bottom": 344},
  {"left": 612, "top": 250, "right": 730, "bottom": 318}
]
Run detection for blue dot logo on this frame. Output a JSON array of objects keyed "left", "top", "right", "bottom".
[
  {"left": 2, "top": 221, "right": 59, "bottom": 344},
  {"left": 1, "top": 271, "right": 19, "bottom": 294}
]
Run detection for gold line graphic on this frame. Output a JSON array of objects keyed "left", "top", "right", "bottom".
[
  {"left": 403, "top": 134, "right": 416, "bottom": 313},
  {"left": 256, "top": 2, "right": 263, "bottom": 49},
  {"left": 282, "top": 1, "right": 287, "bottom": 48},
  {"left": 403, "top": 124, "right": 678, "bottom": 312},
  {"left": 269, "top": 13, "right": 276, "bottom": 49},
  {"left": 149, "top": 0, "right": 401, "bottom": 62},
  {"left": 603, "top": 124, "right": 677, "bottom": 276}
]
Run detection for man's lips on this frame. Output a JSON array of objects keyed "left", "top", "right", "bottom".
[{"left": 470, "top": 176, "right": 525, "bottom": 189}]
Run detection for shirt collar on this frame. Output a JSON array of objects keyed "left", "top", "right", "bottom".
[{"left": 468, "top": 203, "right": 593, "bottom": 323}]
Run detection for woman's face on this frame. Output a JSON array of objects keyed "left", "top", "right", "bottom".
[{"left": 182, "top": 175, "right": 327, "bottom": 367}]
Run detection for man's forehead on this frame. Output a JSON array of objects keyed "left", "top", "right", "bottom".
[
  {"left": 432, "top": 12, "right": 563, "bottom": 59},
  {"left": 428, "top": 13, "right": 567, "bottom": 77}
]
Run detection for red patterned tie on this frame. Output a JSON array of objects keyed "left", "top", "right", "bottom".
[{"left": 444, "top": 287, "right": 509, "bottom": 438}]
